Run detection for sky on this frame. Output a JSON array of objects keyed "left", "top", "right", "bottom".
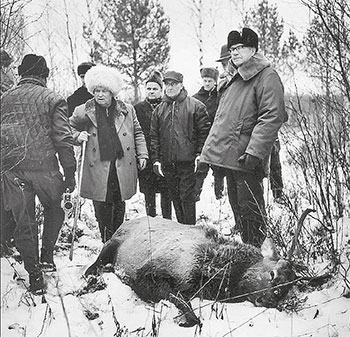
[
  {"left": 158, "top": 0, "right": 312, "bottom": 93},
  {"left": 23, "top": 0, "right": 313, "bottom": 95}
]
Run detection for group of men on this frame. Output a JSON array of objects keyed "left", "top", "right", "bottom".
[{"left": 0, "top": 27, "right": 287, "bottom": 295}]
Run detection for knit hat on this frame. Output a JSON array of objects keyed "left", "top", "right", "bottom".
[
  {"left": 163, "top": 71, "right": 183, "bottom": 83},
  {"left": 85, "top": 65, "right": 123, "bottom": 96},
  {"left": 146, "top": 70, "right": 163, "bottom": 88},
  {"left": 77, "top": 62, "right": 95, "bottom": 76},
  {"left": 0, "top": 50, "right": 13, "bottom": 68},
  {"left": 18, "top": 54, "right": 49, "bottom": 78},
  {"left": 227, "top": 27, "right": 259, "bottom": 51},
  {"left": 200, "top": 67, "right": 219, "bottom": 81},
  {"left": 215, "top": 45, "right": 230, "bottom": 62}
]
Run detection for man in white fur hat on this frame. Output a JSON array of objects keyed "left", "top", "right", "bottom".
[{"left": 70, "top": 65, "right": 148, "bottom": 242}]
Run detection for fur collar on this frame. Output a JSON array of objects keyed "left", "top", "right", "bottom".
[{"left": 237, "top": 52, "right": 270, "bottom": 81}]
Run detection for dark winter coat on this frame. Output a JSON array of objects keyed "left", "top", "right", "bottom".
[
  {"left": 150, "top": 88, "right": 211, "bottom": 164},
  {"left": 200, "top": 53, "right": 287, "bottom": 176},
  {"left": 192, "top": 86, "right": 219, "bottom": 124},
  {"left": 134, "top": 98, "right": 167, "bottom": 193},
  {"left": 70, "top": 98, "right": 148, "bottom": 201},
  {"left": 1, "top": 76, "right": 76, "bottom": 175},
  {"left": 67, "top": 86, "right": 93, "bottom": 117}
]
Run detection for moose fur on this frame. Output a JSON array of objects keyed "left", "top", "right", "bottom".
[{"left": 85, "top": 217, "right": 296, "bottom": 320}]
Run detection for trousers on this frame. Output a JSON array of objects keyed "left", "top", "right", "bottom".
[
  {"left": 225, "top": 169, "right": 267, "bottom": 248},
  {"left": 2, "top": 170, "right": 64, "bottom": 273}
]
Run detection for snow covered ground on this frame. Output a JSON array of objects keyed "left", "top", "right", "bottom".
[{"left": 1, "top": 174, "right": 350, "bottom": 337}]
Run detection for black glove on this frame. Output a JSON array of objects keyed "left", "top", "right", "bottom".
[
  {"left": 63, "top": 167, "right": 76, "bottom": 193},
  {"left": 238, "top": 153, "right": 261, "bottom": 170}
]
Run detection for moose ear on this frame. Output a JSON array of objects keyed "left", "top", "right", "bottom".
[{"left": 261, "top": 237, "right": 279, "bottom": 261}]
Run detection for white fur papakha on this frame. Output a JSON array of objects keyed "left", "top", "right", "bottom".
[{"left": 85, "top": 65, "right": 123, "bottom": 96}]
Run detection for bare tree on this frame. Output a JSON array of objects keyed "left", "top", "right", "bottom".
[
  {"left": 182, "top": 0, "right": 220, "bottom": 67},
  {"left": 0, "top": 0, "right": 28, "bottom": 58}
]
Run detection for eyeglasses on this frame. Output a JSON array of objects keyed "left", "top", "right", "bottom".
[
  {"left": 229, "top": 45, "right": 245, "bottom": 53},
  {"left": 164, "top": 81, "right": 180, "bottom": 87}
]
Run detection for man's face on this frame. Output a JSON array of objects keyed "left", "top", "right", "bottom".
[
  {"left": 229, "top": 44, "right": 256, "bottom": 68},
  {"left": 202, "top": 77, "right": 216, "bottom": 91},
  {"left": 146, "top": 81, "right": 162, "bottom": 100},
  {"left": 94, "top": 86, "right": 113, "bottom": 107},
  {"left": 164, "top": 80, "right": 183, "bottom": 98}
]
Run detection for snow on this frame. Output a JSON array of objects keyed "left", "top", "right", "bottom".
[{"left": 1, "top": 174, "right": 350, "bottom": 337}]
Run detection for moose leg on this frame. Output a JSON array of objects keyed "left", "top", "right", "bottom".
[{"left": 84, "top": 239, "right": 120, "bottom": 276}]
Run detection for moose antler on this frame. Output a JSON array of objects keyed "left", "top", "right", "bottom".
[{"left": 287, "top": 208, "right": 316, "bottom": 260}]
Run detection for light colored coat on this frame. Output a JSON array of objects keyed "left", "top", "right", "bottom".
[
  {"left": 70, "top": 98, "right": 148, "bottom": 201},
  {"left": 200, "top": 53, "right": 287, "bottom": 176}
]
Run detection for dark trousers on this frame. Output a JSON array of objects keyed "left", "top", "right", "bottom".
[
  {"left": 1, "top": 190, "right": 16, "bottom": 253},
  {"left": 2, "top": 170, "right": 64, "bottom": 274},
  {"left": 269, "top": 140, "right": 283, "bottom": 199},
  {"left": 93, "top": 163, "right": 125, "bottom": 243},
  {"left": 194, "top": 164, "right": 225, "bottom": 200},
  {"left": 163, "top": 162, "right": 196, "bottom": 225},
  {"left": 225, "top": 169, "right": 267, "bottom": 248},
  {"left": 144, "top": 188, "right": 172, "bottom": 219}
]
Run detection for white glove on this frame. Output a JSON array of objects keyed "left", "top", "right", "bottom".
[
  {"left": 153, "top": 161, "right": 164, "bottom": 177},
  {"left": 138, "top": 158, "right": 147, "bottom": 171},
  {"left": 77, "top": 131, "right": 90, "bottom": 143}
]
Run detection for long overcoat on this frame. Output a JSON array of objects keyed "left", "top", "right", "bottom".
[
  {"left": 70, "top": 98, "right": 148, "bottom": 201},
  {"left": 200, "top": 53, "right": 287, "bottom": 176}
]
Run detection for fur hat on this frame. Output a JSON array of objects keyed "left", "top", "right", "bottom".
[
  {"left": 0, "top": 50, "right": 13, "bottom": 68},
  {"left": 227, "top": 27, "right": 259, "bottom": 51},
  {"left": 18, "top": 54, "right": 49, "bottom": 78},
  {"left": 146, "top": 70, "right": 163, "bottom": 88},
  {"left": 200, "top": 67, "right": 219, "bottom": 81},
  {"left": 163, "top": 71, "right": 183, "bottom": 83},
  {"left": 215, "top": 44, "right": 230, "bottom": 62},
  {"left": 85, "top": 65, "right": 123, "bottom": 96},
  {"left": 77, "top": 62, "right": 95, "bottom": 76}
]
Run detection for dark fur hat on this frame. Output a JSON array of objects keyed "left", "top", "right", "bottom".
[
  {"left": 200, "top": 67, "right": 219, "bottom": 81},
  {"left": 146, "top": 70, "right": 163, "bottom": 88},
  {"left": 227, "top": 27, "right": 259, "bottom": 51},
  {"left": 77, "top": 62, "right": 95, "bottom": 76},
  {"left": 18, "top": 54, "right": 49, "bottom": 78}
]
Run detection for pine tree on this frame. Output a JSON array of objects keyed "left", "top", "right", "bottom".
[
  {"left": 93, "top": 0, "right": 170, "bottom": 102},
  {"left": 243, "top": 0, "right": 284, "bottom": 66}
]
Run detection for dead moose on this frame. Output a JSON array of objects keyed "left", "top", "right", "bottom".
[{"left": 85, "top": 212, "right": 311, "bottom": 327}]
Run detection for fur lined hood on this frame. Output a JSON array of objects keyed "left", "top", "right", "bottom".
[{"left": 85, "top": 65, "right": 123, "bottom": 96}]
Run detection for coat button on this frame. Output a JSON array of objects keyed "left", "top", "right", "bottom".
[
  {"left": 123, "top": 132, "right": 127, "bottom": 136},
  {"left": 126, "top": 146, "right": 130, "bottom": 150},
  {"left": 92, "top": 147, "right": 96, "bottom": 152},
  {"left": 89, "top": 163, "right": 93, "bottom": 167},
  {"left": 129, "top": 162, "right": 132, "bottom": 165},
  {"left": 92, "top": 132, "right": 96, "bottom": 136}
]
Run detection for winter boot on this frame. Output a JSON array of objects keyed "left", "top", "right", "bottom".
[{"left": 29, "top": 271, "right": 46, "bottom": 295}]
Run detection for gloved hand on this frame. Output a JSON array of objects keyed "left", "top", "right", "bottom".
[
  {"left": 238, "top": 153, "right": 261, "bottom": 170},
  {"left": 153, "top": 161, "right": 164, "bottom": 177},
  {"left": 77, "top": 131, "right": 90, "bottom": 143},
  {"left": 63, "top": 167, "right": 76, "bottom": 193}
]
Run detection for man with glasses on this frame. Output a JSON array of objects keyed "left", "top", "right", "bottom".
[
  {"left": 200, "top": 28, "right": 287, "bottom": 247},
  {"left": 150, "top": 71, "right": 210, "bottom": 225}
]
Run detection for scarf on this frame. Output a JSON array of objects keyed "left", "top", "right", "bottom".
[{"left": 95, "top": 99, "right": 124, "bottom": 161}]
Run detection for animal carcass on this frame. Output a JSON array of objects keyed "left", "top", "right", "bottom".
[{"left": 85, "top": 216, "right": 296, "bottom": 326}]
